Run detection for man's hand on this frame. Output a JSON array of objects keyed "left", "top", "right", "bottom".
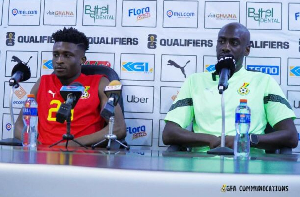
[
  {"left": 209, "top": 136, "right": 221, "bottom": 149},
  {"left": 225, "top": 136, "right": 235, "bottom": 149}
]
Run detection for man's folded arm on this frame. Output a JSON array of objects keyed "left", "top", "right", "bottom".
[
  {"left": 69, "top": 77, "right": 126, "bottom": 146},
  {"left": 253, "top": 118, "right": 298, "bottom": 150},
  {"left": 162, "top": 121, "right": 221, "bottom": 149}
]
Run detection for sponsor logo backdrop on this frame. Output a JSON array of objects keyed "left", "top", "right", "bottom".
[{"left": 0, "top": 0, "right": 299, "bottom": 151}]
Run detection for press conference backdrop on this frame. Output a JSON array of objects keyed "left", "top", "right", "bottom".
[{"left": 0, "top": 0, "right": 299, "bottom": 151}]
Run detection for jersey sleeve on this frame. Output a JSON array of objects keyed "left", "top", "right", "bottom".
[
  {"left": 164, "top": 76, "right": 194, "bottom": 129},
  {"left": 264, "top": 76, "right": 296, "bottom": 127}
]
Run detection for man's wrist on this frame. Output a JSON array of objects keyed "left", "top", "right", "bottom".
[{"left": 250, "top": 134, "right": 259, "bottom": 147}]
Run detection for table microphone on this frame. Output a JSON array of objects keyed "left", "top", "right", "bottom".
[{"left": 101, "top": 80, "right": 122, "bottom": 120}]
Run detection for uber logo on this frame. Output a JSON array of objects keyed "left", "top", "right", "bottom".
[
  {"left": 245, "top": 57, "right": 281, "bottom": 84},
  {"left": 127, "top": 95, "right": 149, "bottom": 103},
  {"left": 123, "top": 85, "right": 154, "bottom": 113}
]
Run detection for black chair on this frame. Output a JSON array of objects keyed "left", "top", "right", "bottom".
[
  {"left": 81, "top": 65, "right": 127, "bottom": 149},
  {"left": 81, "top": 65, "right": 124, "bottom": 113},
  {"left": 0, "top": 65, "right": 126, "bottom": 147},
  {"left": 166, "top": 123, "right": 292, "bottom": 154}
]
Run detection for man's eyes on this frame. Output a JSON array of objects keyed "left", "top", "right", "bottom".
[
  {"left": 217, "top": 39, "right": 239, "bottom": 45},
  {"left": 218, "top": 39, "right": 225, "bottom": 44},
  {"left": 53, "top": 53, "right": 72, "bottom": 58},
  {"left": 232, "top": 40, "right": 239, "bottom": 45}
]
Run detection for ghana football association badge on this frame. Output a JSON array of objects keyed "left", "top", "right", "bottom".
[{"left": 237, "top": 82, "right": 250, "bottom": 96}]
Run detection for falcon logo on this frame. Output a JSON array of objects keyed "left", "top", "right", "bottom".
[
  {"left": 81, "top": 86, "right": 90, "bottom": 99},
  {"left": 167, "top": 60, "right": 190, "bottom": 78},
  {"left": 237, "top": 83, "right": 250, "bottom": 96}
]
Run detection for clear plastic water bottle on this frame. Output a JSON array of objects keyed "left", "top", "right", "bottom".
[
  {"left": 234, "top": 99, "right": 250, "bottom": 157},
  {"left": 22, "top": 94, "right": 38, "bottom": 147}
]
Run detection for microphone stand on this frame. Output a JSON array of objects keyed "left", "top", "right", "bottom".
[
  {"left": 9, "top": 85, "right": 17, "bottom": 135},
  {"left": 92, "top": 100, "right": 129, "bottom": 150},
  {"left": 207, "top": 86, "right": 234, "bottom": 155},
  {"left": 50, "top": 113, "right": 88, "bottom": 149}
]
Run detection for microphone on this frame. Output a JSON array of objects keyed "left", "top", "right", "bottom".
[
  {"left": 100, "top": 80, "right": 122, "bottom": 120},
  {"left": 56, "top": 82, "right": 85, "bottom": 123},
  {"left": 9, "top": 56, "right": 32, "bottom": 88},
  {"left": 215, "top": 55, "right": 236, "bottom": 94},
  {"left": 60, "top": 82, "right": 85, "bottom": 108}
]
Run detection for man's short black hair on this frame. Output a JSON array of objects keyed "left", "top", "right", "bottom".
[{"left": 52, "top": 27, "right": 89, "bottom": 51}]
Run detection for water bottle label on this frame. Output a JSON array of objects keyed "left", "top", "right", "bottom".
[
  {"left": 23, "top": 107, "right": 38, "bottom": 116},
  {"left": 235, "top": 113, "right": 250, "bottom": 123}
]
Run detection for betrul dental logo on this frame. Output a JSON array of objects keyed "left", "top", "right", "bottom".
[
  {"left": 84, "top": 4, "right": 114, "bottom": 22},
  {"left": 248, "top": 7, "right": 280, "bottom": 25},
  {"left": 246, "top": 2, "right": 282, "bottom": 30}
]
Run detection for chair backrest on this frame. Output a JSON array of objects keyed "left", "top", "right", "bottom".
[{"left": 81, "top": 65, "right": 124, "bottom": 113}]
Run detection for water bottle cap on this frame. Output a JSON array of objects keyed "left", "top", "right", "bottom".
[
  {"left": 240, "top": 99, "right": 247, "bottom": 103},
  {"left": 27, "top": 94, "right": 35, "bottom": 98}
]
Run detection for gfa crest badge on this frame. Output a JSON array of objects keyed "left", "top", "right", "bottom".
[
  {"left": 81, "top": 86, "right": 90, "bottom": 99},
  {"left": 237, "top": 83, "right": 250, "bottom": 96}
]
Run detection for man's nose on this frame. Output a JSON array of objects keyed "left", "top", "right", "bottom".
[
  {"left": 222, "top": 42, "right": 230, "bottom": 53},
  {"left": 55, "top": 55, "right": 64, "bottom": 64}
]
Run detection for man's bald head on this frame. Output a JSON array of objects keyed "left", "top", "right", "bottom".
[
  {"left": 216, "top": 22, "right": 251, "bottom": 72},
  {"left": 219, "top": 22, "right": 250, "bottom": 46}
]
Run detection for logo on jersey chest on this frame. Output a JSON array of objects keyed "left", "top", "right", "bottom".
[
  {"left": 237, "top": 83, "right": 250, "bottom": 96},
  {"left": 81, "top": 86, "right": 91, "bottom": 99}
]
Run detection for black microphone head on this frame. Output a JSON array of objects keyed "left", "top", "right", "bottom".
[
  {"left": 60, "top": 82, "right": 85, "bottom": 108},
  {"left": 215, "top": 55, "right": 235, "bottom": 78},
  {"left": 11, "top": 62, "right": 31, "bottom": 82}
]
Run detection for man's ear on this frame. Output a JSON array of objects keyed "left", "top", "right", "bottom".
[
  {"left": 81, "top": 56, "right": 87, "bottom": 64},
  {"left": 244, "top": 45, "right": 250, "bottom": 57}
]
